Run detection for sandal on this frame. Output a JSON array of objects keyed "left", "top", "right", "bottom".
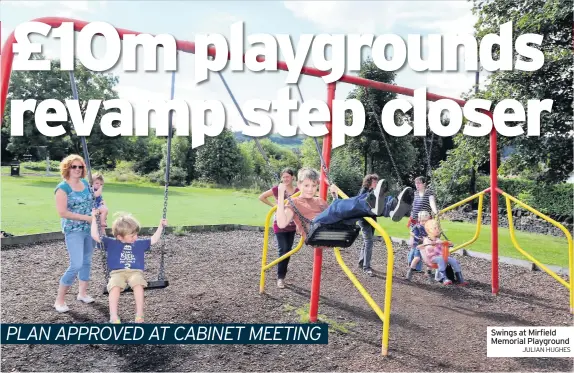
[
  {"left": 110, "top": 317, "right": 121, "bottom": 324},
  {"left": 135, "top": 315, "right": 144, "bottom": 323}
]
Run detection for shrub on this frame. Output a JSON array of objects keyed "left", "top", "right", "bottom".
[
  {"left": 101, "top": 161, "right": 146, "bottom": 184},
  {"left": 190, "top": 180, "right": 217, "bottom": 189},
  {"left": 438, "top": 175, "right": 573, "bottom": 220},
  {"left": 147, "top": 166, "right": 187, "bottom": 187},
  {"left": 22, "top": 160, "right": 61, "bottom": 172}
]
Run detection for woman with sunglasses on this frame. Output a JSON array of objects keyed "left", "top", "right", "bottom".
[{"left": 53, "top": 154, "right": 96, "bottom": 313}]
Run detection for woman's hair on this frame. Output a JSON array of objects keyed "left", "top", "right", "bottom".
[
  {"left": 362, "top": 174, "right": 379, "bottom": 189},
  {"left": 112, "top": 212, "right": 141, "bottom": 237},
  {"left": 280, "top": 168, "right": 295, "bottom": 179},
  {"left": 297, "top": 168, "right": 320, "bottom": 184},
  {"left": 60, "top": 154, "right": 86, "bottom": 180},
  {"left": 414, "top": 176, "right": 426, "bottom": 185}
]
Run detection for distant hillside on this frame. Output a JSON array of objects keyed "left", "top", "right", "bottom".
[{"left": 233, "top": 132, "right": 306, "bottom": 148}]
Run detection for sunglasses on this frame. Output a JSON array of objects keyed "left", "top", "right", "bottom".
[{"left": 71, "top": 165, "right": 84, "bottom": 169}]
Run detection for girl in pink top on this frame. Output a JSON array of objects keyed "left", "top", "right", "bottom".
[
  {"left": 258, "top": 168, "right": 299, "bottom": 289},
  {"left": 421, "top": 219, "right": 468, "bottom": 286}
]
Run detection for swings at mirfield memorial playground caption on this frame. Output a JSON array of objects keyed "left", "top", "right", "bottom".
[{"left": 8, "top": 20, "right": 553, "bottom": 148}]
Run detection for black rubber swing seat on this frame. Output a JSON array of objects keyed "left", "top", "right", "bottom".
[
  {"left": 102, "top": 280, "right": 170, "bottom": 295},
  {"left": 305, "top": 222, "right": 361, "bottom": 248}
]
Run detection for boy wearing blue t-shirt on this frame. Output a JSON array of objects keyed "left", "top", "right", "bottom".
[{"left": 91, "top": 210, "right": 167, "bottom": 323}]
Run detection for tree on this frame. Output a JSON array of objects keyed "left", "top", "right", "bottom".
[
  {"left": 160, "top": 135, "right": 196, "bottom": 184},
  {"left": 328, "top": 146, "right": 365, "bottom": 196},
  {"left": 299, "top": 137, "right": 323, "bottom": 170},
  {"left": 406, "top": 109, "right": 455, "bottom": 183},
  {"left": 237, "top": 138, "right": 301, "bottom": 184},
  {"left": 194, "top": 128, "right": 244, "bottom": 185},
  {"left": 470, "top": 0, "right": 573, "bottom": 182},
  {"left": 3, "top": 56, "right": 131, "bottom": 168},
  {"left": 127, "top": 135, "right": 164, "bottom": 175},
  {"left": 344, "top": 58, "right": 418, "bottom": 191},
  {"left": 431, "top": 130, "right": 488, "bottom": 209}
]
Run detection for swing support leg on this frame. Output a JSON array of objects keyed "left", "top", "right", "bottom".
[
  {"left": 309, "top": 82, "right": 337, "bottom": 323},
  {"left": 308, "top": 247, "right": 323, "bottom": 322}
]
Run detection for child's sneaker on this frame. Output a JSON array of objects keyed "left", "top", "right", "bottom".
[
  {"left": 369, "top": 179, "right": 389, "bottom": 215},
  {"left": 364, "top": 268, "right": 374, "bottom": 277},
  {"left": 455, "top": 272, "right": 468, "bottom": 286},
  {"left": 405, "top": 268, "right": 414, "bottom": 281},
  {"left": 277, "top": 279, "right": 285, "bottom": 289},
  {"left": 390, "top": 187, "right": 414, "bottom": 222},
  {"left": 443, "top": 279, "right": 453, "bottom": 286}
]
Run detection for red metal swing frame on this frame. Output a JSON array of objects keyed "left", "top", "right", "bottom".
[{"left": 1, "top": 17, "right": 504, "bottom": 323}]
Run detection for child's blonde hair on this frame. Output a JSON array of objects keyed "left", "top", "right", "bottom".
[
  {"left": 297, "top": 168, "right": 320, "bottom": 184},
  {"left": 112, "top": 213, "right": 140, "bottom": 237},
  {"left": 418, "top": 211, "right": 430, "bottom": 221},
  {"left": 424, "top": 219, "right": 440, "bottom": 237},
  {"left": 93, "top": 172, "right": 104, "bottom": 183}
]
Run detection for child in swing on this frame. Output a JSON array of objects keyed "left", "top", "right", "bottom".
[
  {"left": 419, "top": 219, "right": 469, "bottom": 286},
  {"left": 91, "top": 210, "right": 167, "bottom": 323},
  {"left": 275, "top": 168, "right": 389, "bottom": 239},
  {"left": 92, "top": 173, "right": 108, "bottom": 234}
]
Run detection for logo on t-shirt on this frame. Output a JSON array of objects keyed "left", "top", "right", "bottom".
[{"left": 119, "top": 244, "right": 136, "bottom": 269}]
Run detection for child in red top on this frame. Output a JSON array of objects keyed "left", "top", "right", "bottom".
[{"left": 275, "top": 168, "right": 388, "bottom": 240}]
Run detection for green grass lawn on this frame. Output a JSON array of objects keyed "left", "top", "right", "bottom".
[{"left": 1, "top": 175, "right": 571, "bottom": 268}]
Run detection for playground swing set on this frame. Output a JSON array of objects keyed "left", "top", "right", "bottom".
[
  {"left": 1, "top": 17, "right": 572, "bottom": 357},
  {"left": 69, "top": 67, "right": 172, "bottom": 295}
]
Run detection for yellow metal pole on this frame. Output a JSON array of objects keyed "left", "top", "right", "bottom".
[
  {"left": 259, "top": 206, "right": 276, "bottom": 294},
  {"left": 336, "top": 189, "right": 394, "bottom": 356},
  {"left": 333, "top": 248, "right": 385, "bottom": 321},
  {"left": 448, "top": 193, "right": 485, "bottom": 254},
  {"left": 499, "top": 190, "right": 573, "bottom": 313},
  {"left": 263, "top": 237, "right": 304, "bottom": 271}
]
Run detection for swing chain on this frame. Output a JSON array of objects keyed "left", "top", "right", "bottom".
[
  {"left": 157, "top": 71, "right": 176, "bottom": 282},
  {"left": 157, "top": 180, "right": 169, "bottom": 281},
  {"left": 292, "top": 83, "right": 334, "bottom": 187},
  {"left": 363, "top": 87, "right": 403, "bottom": 190},
  {"left": 423, "top": 135, "right": 434, "bottom": 179},
  {"left": 68, "top": 71, "right": 109, "bottom": 278},
  {"left": 286, "top": 197, "right": 312, "bottom": 237},
  {"left": 215, "top": 69, "right": 277, "bottom": 181}
]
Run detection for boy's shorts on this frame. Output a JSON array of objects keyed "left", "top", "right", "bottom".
[{"left": 107, "top": 269, "right": 147, "bottom": 292}]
